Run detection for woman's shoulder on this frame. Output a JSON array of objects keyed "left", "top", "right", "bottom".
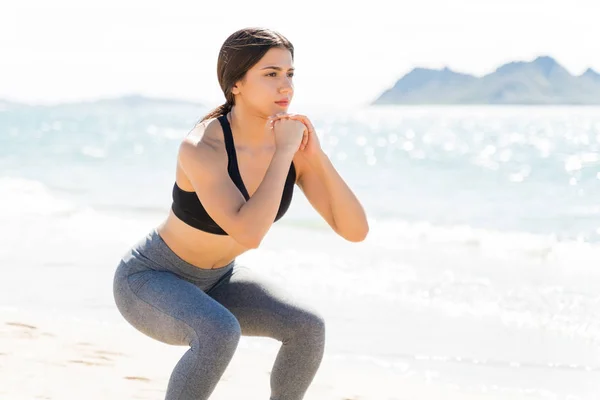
[
  {"left": 178, "top": 117, "right": 228, "bottom": 168},
  {"left": 174, "top": 118, "right": 231, "bottom": 195},
  {"left": 183, "top": 117, "right": 226, "bottom": 151}
]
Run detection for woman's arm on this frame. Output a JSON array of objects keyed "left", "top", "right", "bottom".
[
  {"left": 282, "top": 112, "right": 368, "bottom": 242},
  {"left": 296, "top": 149, "right": 369, "bottom": 242}
]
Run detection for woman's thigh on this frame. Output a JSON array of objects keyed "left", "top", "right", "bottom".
[
  {"left": 207, "top": 266, "right": 325, "bottom": 340},
  {"left": 114, "top": 262, "right": 241, "bottom": 346}
]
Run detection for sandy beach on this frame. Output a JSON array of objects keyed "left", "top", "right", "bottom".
[{"left": 0, "top": 306, "right": 561, "bottom": 400}]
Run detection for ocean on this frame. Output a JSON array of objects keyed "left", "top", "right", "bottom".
[{"left": 1, "top": 103, "right": 600, "bottom": 398}]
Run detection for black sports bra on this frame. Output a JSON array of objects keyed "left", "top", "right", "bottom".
[{"left": 171, "top": 114, "right": 296, "bottom": 235}]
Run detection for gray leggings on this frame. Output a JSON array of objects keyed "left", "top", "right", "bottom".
[{"left": 113, "top": 230, "right": 326, "bottom": 400}]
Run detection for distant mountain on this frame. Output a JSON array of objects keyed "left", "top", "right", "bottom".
[
  {"left": 581, "top": 67, "right": 600, "bottom": 82},
  {"left": 0, "top": 94, "right": 202, "bottom": 109},
  {"left": 373, "top": 56, "right": 600, "bottom": 105}
]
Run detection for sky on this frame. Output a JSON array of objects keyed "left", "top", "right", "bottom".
[{"left": 2, "top": 0, "right": 600, "bottom": 108}]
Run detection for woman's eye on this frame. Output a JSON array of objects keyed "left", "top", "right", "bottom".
[{"left": 266, "top": 72, "right": 294, "bottom": 77}]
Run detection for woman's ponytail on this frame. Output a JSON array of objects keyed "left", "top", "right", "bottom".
[{"left": 199, "top": 102, "right": 232, "bottom": 124}]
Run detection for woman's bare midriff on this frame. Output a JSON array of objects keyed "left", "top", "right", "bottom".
[{"left": 156, "top": 209, "right": 251, "bottom": 270}]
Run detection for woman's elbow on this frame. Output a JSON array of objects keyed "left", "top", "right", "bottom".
[{"left": 340, "top": 223, "right": 369, "bottom": 242}]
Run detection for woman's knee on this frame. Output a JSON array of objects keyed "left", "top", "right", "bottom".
[
  {"left": 190, "top": 310, "right": 242, "bottom": 352},
  {"left": 288, "top": 307, "right": 326, "bottom": 342},
  {"left": 215, "top": 312, "right": 242, "bottom": 347},
  {"left": 305, "top": 309, "right": 326, "bottom": 337}
]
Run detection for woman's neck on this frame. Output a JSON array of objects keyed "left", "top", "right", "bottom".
[{"left": 227, "top": 106, "right": 274, "bottom": 148}]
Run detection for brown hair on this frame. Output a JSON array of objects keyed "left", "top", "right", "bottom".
[{"left": 198, "top": 27, "right": 294, "bottom": 124}]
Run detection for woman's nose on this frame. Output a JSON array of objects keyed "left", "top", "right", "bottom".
[{"left": 279, "top": 80, "right": 293, "bottom": 94}]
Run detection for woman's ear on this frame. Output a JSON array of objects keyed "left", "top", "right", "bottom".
[{"left": 231, "top": 82, "right": 241, "bottom": 95}]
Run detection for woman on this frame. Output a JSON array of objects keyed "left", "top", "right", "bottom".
[{"left": 113, "top": 27, "right": 369, "bottom": 400}]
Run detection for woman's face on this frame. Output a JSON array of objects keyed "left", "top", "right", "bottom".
[{"left": 233, "top": 47, "right": 294, "bottom": 117}]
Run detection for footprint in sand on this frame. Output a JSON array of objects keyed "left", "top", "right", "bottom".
[
  {"left": 125, "top": 376, "right": 151, "bottom": 382},
  {"left": 5, "top": 322, "right": 37, "bottom": 330},
  {"left": 87, "top": 349, "right": 125, "bottom": 363},
  {"left": 74, "top": 343, "right": 125, "bottom": 357},
  {"left": 70, "top": 343, "right": 124, "bottom": 366},
  {"left": 68, "top": 359, "right": 106, "bottom": 367},
  {"left": 88, "top": 354, "right": 112, "bottom": 362},
  {"left": 95, "top": 349, "right": 125, "bottom": 357},
  {"left": 69, "top": 354, "right": 116, "bottom": 367},
  {"left": 5, "top": 322, "right": 41, "bottom": 339}
]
